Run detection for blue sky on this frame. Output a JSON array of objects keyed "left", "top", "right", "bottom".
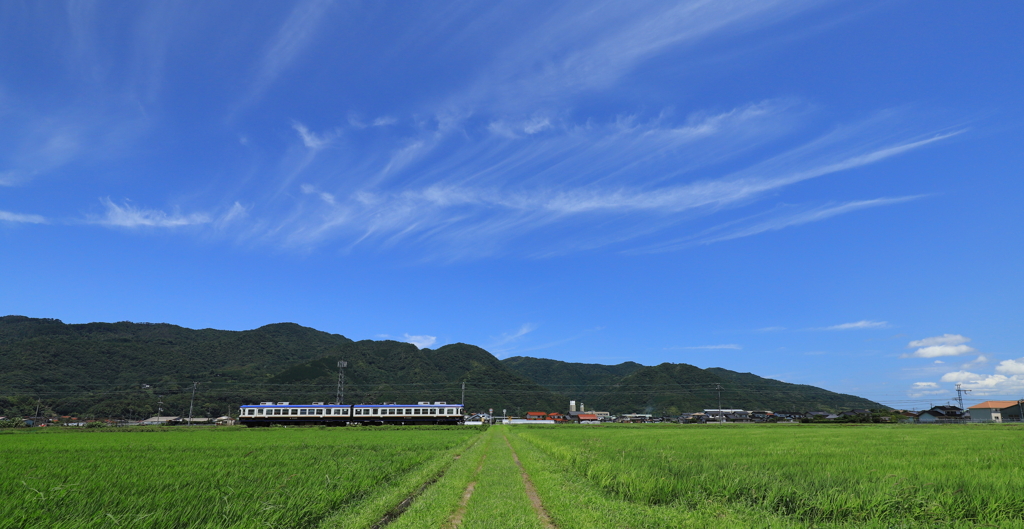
[{"left": 2, "top": 1, "right": 1022, "bottom": 409}]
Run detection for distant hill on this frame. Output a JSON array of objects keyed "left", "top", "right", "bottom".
[
  {"left": 269, "top": 341, "right": 564, "bottom": 413},
  {"left": 0, "top": 316, "right": 884, "bottom": 419},
  {"left": 503, "top": 357, "right": 884, "bottom": 414},
  {"left": 0, "top": 316, "right": 355, "bottom": 418},
  {"left": 0, "top": 316, "right": 560, "bottom": 418}
]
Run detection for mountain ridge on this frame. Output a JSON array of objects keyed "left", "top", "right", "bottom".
[{"left": 0, "top": 316, "right": 884, "bottom": 418}]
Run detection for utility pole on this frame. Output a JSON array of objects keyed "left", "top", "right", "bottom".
[
  {"left": 715, "top": 384, "right": 723, "bottom": 426},
  {"left": 157, "top": 395, "right": 164, "bottom": 419},
  {"left": 336, "top": 361, "right": 347, "bottom": 404},
  {"left": 955, "top": 383, "right": 971, "bottom": 414},
  {"left": 35, "top": 398, "right": 41, "bottom": 419},
  {"left": 188, "top": 382, "right": 198, "bottom": 426},
  {"left": 461, "top": 381, "right": 465, "bottom": 409}
]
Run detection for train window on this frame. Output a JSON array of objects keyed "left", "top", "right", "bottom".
[
  {"left": 290, "top": 409, "right": 296, "bottom": 415},
  {"left": 414, "top": 409, "right": 420, "bottom": 415},
  {"left": 354, "top": 409, "right": 361, "bottom": 416},
  {"left": 342, "top": 409, "right": 348, "bottom": 415},
  {"left": 300, "top": 409, "right": 306, "bottom": 415},
  {"left": 257, "top": 409, "right": 263, "bottom": 415},
  {"left": 404, "top": 409, "right": 411, "bottom": 414}
]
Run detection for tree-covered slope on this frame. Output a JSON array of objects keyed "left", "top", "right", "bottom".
[
  {"left": 503, "top": 356, "right": 884, "bottom": 414},
  {"left": 0, "top": 315, "right": 355, "bottom": 418},
  {"left": 0, "top": 316, "right": 884, "bottom": 419},
  {"left": 270, "top": 342, "right": 564, "bottom": 413},
  {"left": 0, "top": 316, "right": 561, "bottom": 418}
]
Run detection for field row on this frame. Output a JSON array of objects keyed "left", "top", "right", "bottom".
[{"left": 3, "top": 424, "right": 1022, "bottom": 528}]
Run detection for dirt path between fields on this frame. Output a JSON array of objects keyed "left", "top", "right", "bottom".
[
  {"left": 445, "top": 454, "right": 488, "bottom": 528},
  {"left": 503, "top": 435, "right": 555, "bottom": 528}
]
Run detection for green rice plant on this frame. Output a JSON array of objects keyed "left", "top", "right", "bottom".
[
  {"left": 456, "top": 426, "right": 547, "bottom": 529},
  {"left": 0, "top": 426, "right": 481, "bottom": 528},
  {"left": 385, "top": 426, "right": 492, "bottom": 529},
  {"left": 508, "top": 423, "right": 1024, "bottom": 527}
]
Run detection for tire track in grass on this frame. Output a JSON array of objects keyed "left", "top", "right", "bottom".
[
  {"left": 445, "top": 453, "right": 487, "bottom": 528},
  {"left": 503, "top": 434, "right": 556, "bottom": 528},
  {"left": 370, "top": 435, "right": 485, "bottom": 529}
]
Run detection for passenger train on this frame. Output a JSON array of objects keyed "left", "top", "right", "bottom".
[{"left": 238, "top": 401, "right": 464, "bottom": 427}]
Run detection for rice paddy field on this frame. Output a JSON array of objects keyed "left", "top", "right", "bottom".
[{"left": 2, "top": 423, "right": 1022, "bottom": 528}]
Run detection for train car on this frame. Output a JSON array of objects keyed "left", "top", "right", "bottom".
[{"left": 238, "top": 401, "right": 464, "bottom": 427}]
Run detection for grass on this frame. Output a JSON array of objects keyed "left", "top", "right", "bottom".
[
  {"left": 506, "top": 423, "right": 1024, "bottom": 528},
  {"left": 0, "top": 425, "right": 481, "bottom": 528},
  {"left": 4, "top": 423, "right": 1022, "bottom": 528}
]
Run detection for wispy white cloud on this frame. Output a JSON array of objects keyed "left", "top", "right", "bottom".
[
  {"left": 909, "top": 334, "right": 970, "bottom": 348},
  {"left": 491, "top": 323, "right": 537, "bottom": 349},
  {"left": 94, "top": 198, "right": 211, "bottom": 228},
  {"left": 229, "top": 0, "right": 333, "bottom": 115},
  {"left": 301, "top": 184, "right": 336, "bottom": 205},
  {"left": 824, "top": 320, "right": 889, "bottom": 331},
  {"left": 292, "top": 122, "right": 335, "bottom": 150},
  {"left": 903, "top": 334, "right": 976, "bottom": 358},
  {"left": 462, "top": 1, "right": 817, "bottom": 112},
  {"left": 403, "top": 333, "right": 437, "bottom": 349},
  {"left": 905, "top": 345, "right": 976, "bottom": 359},
  {"left": 257, "top": 112, "right": 957, "bottom": 259},
  {"left": 0, "top": 210, "right": 47, "bottom": 224},
  {"left": 907, "top": 381, "right": 948, "bottom": 398},
  {"left": 666, "top": 344, "right": 742, "bottom": 350}
]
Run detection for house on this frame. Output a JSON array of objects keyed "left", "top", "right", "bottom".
[
  {"left": 525, "top": 411, "right": 548, "bottom": 420},
  {"left": 725, "top": 412, "right": 752, "bottom": 423},
  {"left": 917, "top": 406, "right": 965, "bottom": 423},
  {"left": 546, "top": 412, "right": 567, "bottom": 423},
  {"left": 575, "top": 413, "right": 600, "bottom": 424},
  {"left": 805, "top": 411, "right": 832, "bottom": 420},
  {"left": 839, "top": 409, "right": 872, "bottom": 418},
  {"left": 969, "top": 401, "right": 1024, "bottom": 423},
  {"left": 142, "top": 416, "right": 181, "bottom": 426}
]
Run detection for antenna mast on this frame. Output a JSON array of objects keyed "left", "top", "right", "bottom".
[{"left": 336, "top": 361, "right": 347, "bottom": 404}]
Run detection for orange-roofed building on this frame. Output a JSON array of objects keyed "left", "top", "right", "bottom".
[
  {"left": 525, "top": 411, "right": 548, "bottom": 420},
  {"left": 969, "top": 401, "right": 1024, "bottom": 423}
]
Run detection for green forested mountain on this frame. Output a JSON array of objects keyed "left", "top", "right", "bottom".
[
  {"left": 503, "top": 357, "right": 884, "bottom": 414},
  {"left": 0, "top": 316, "right": 883, "bottom": 419},
  {"left": 0, "top": 316, "right": 560, "bottom": 418},
  {"left": 0, "top": 316, "right": 355, "bottom": 418},
  {"left": 267, "top": 341, "right": 564, "bottom": 413}
]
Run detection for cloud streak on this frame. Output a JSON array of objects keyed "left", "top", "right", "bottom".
[
  {"left": 0, "top": 210, "right": 47, "bottom": 224},
  {"left": 824, "top": 320, "right": 889, "bottom": 330},
  {"left": 667, "top": 344, "right": 742, "bottom": 350},
  {"left": 94, "top": 198, "right": 211, "bottom": 228}
]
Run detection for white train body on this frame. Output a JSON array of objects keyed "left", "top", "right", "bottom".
[{"left": 238, "top": 401, "right": 464, "bottom": 426}]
